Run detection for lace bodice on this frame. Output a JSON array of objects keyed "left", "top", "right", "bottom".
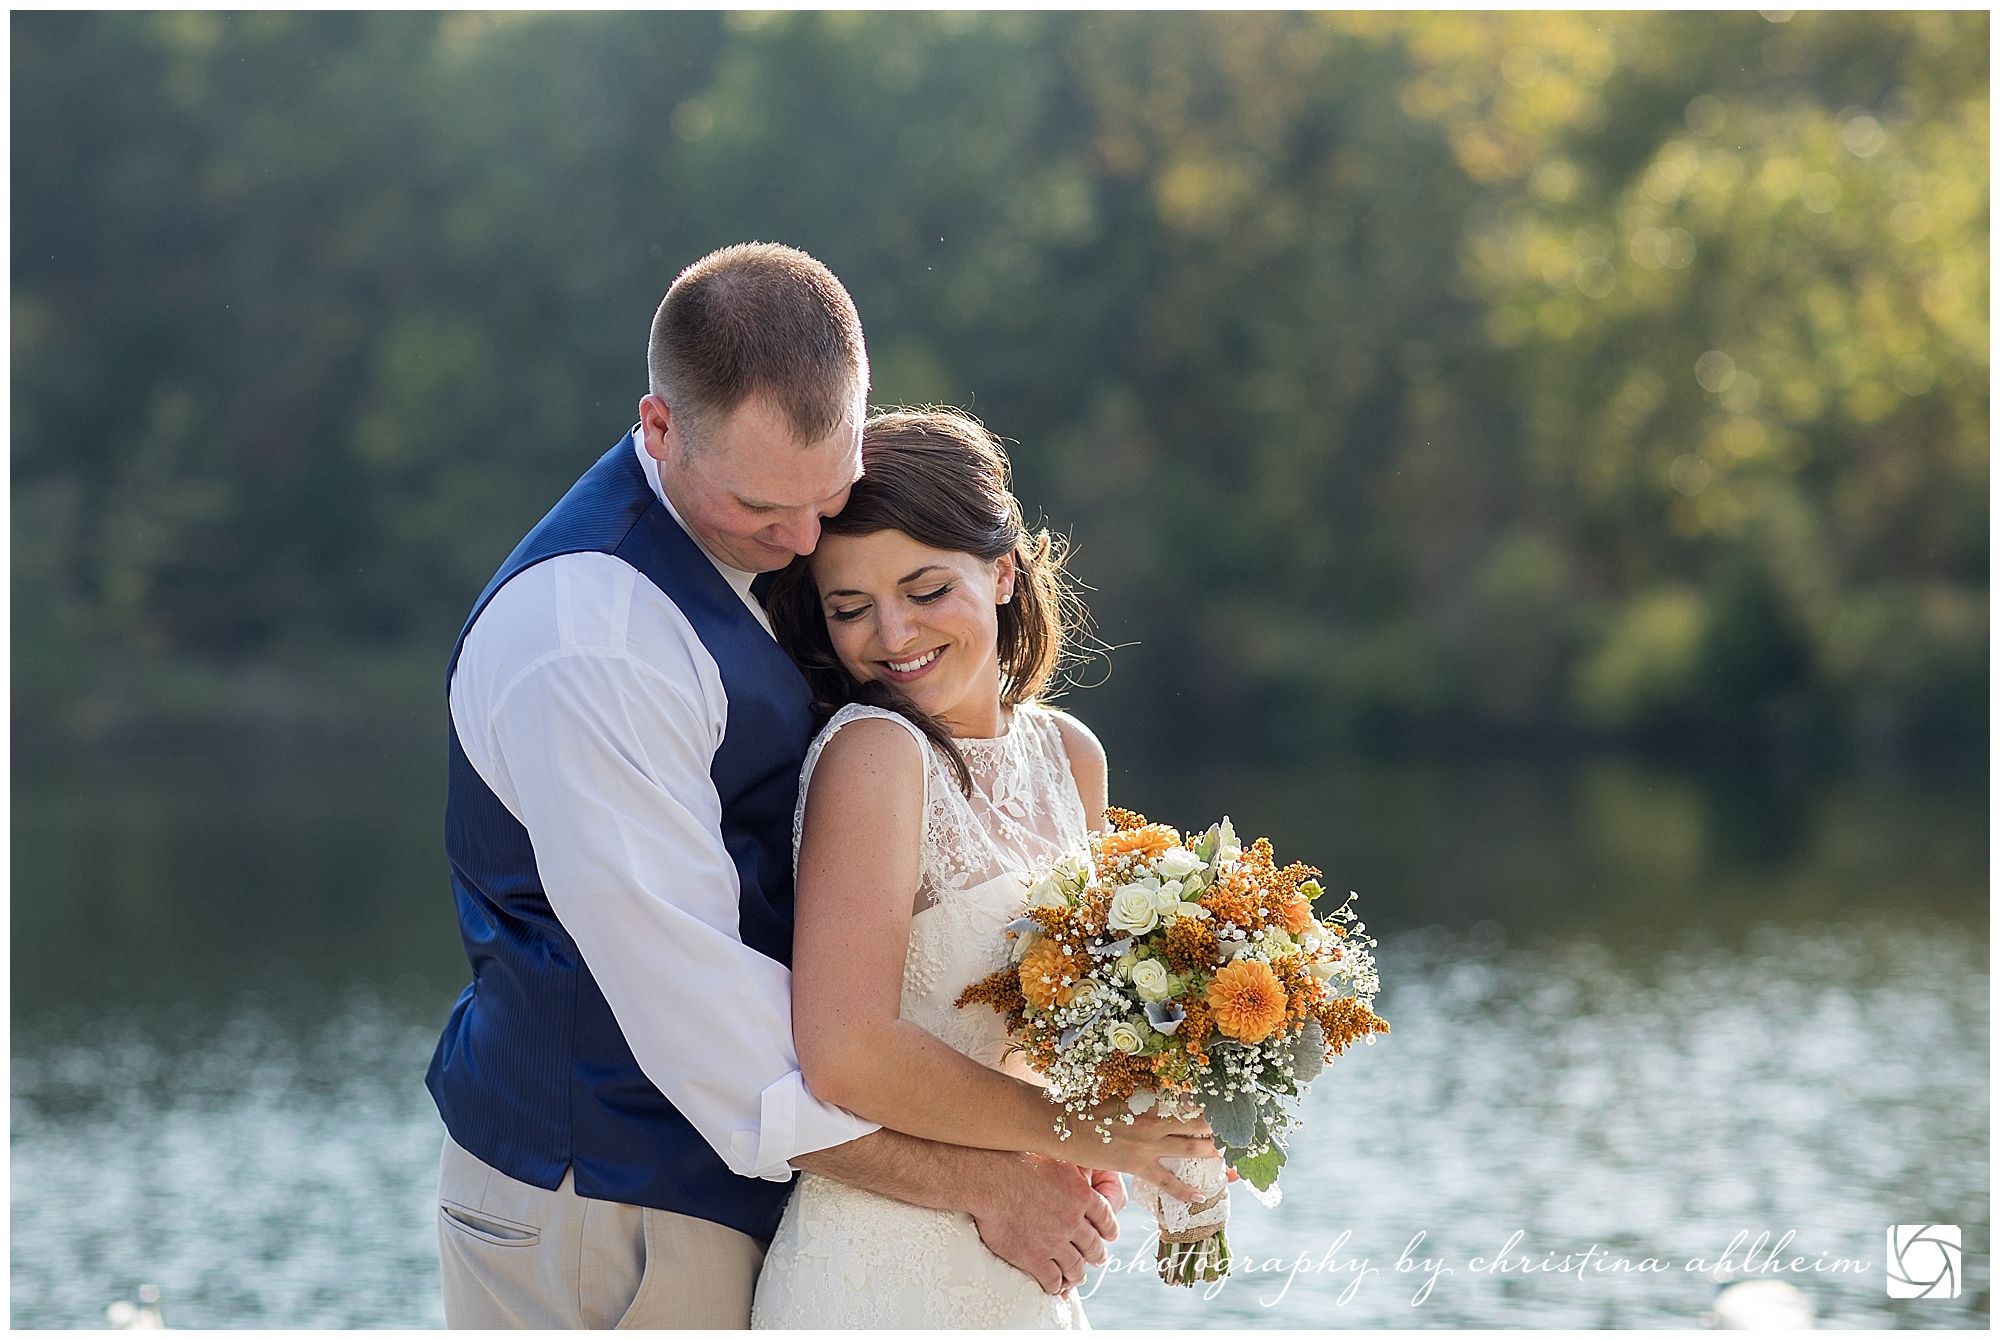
[
  {"left": 753, "top": 701, "right": 1093, "bottom": 1330},
  {"left": 792, "top": 700, "right": 1092, "bottom": 1072}
]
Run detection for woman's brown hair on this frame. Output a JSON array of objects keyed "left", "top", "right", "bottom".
[{"left": 765, "top": 408, "right": 1080, "bottom": 794}]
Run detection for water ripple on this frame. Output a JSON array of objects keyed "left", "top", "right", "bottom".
[{"left": 12, "top": 925, "right": 1989, "bottom": 1329}]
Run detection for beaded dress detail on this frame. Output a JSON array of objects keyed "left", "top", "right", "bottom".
[{"left": 751, "top": 701, "right": 1092, "bottom": 1330}]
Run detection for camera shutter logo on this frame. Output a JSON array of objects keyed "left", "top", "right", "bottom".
[{"left": 1886, "top": 1225, "right": 1960, "bottom": 1299}]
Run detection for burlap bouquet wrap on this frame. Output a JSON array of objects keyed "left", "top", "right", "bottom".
[{"left": 1133, "top": 1154, "right": 1231, "bottom": 1284}]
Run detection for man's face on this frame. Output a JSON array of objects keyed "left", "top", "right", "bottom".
[{"left": 641, "top": 391, "right": 863, "bottom": 573}]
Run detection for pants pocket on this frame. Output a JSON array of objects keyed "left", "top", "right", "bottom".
[{"left": 440, "top": 1200, "right": 541, "bottom": 1248}]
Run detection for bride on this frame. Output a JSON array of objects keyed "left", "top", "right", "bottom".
[{"left": 752, "top": 410, "right": 1214, "bottom": 1328}]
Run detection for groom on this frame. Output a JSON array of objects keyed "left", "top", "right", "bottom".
[{"left": 426, "top": 243, "right": 1124, "bottom": 1328}]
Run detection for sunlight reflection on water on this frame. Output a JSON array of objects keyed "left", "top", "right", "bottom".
[
  {"left": 1084, "top": 921, "right": 1988, "bottom": 1329},
  {"left": 12, "top": 923, "right": 1986, "bottom": 1329}
]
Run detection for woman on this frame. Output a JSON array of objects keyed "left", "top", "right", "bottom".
[{"left": 751, "top": 410, "right": 1213, "bottom": 1328}]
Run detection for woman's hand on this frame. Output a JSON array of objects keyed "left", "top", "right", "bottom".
[{"left": 1081, "top": 1108, "right": 1217, "bottom": 1203}]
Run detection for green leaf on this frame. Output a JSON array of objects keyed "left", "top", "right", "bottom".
[
  {"left": 1290, "top": 1017, "right": 1326, "bottom": 1084},
  {"left": 1202, "top": 1088, "right": 1258, "bottom": 1149},
  {"left": 1233, "top": 1142, "right": 1286, "bottom": 1191}
]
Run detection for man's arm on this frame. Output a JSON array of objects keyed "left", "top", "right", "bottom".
[
  {"left": 794, "top": 1130, "right": 1118, "bottom": 1296},
  {"left": 457, "top": 557, "right": 879, "bottom": 1178}
]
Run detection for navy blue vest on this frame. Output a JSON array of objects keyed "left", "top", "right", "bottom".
[{"left": 425, "top": 432, "right": 815, "bottom": 1244}]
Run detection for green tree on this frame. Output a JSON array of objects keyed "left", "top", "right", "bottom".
[{"left": 11, "top": 12, "right": 1985, "bottom": 759}]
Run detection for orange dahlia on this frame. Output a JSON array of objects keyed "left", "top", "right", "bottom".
[
  {"left": 1097, "top": 823, "right": 1180, "bottom": 865},
  {"left": 1206, "top": 959, "right": 1289, "bottom": 1044},
  {"left": 1019, "top": 937, "right": 1080, "bottom": 1010}
]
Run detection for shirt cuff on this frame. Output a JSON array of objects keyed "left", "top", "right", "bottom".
[{"left": 730, "top": 1071, "right": 882, "bottom": 1182}]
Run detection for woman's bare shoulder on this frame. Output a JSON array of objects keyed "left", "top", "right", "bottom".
[
  {"left": 804, "top": 720, "right": 928, "bottom": 812},
  {"left": 812, "top": 711, "right": 928, "bottom": 783},
  {"left": 1042, "top": 706, "right": 1107, "bottom": 770}
]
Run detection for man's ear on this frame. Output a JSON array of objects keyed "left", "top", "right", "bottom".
[{"left": 638, "top": 394, "right": 676, "bottom": 464}]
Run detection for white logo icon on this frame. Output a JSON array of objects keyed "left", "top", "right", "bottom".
[{"left": 1886, "top": 1225, "right": 1960, "bottom": 1299}]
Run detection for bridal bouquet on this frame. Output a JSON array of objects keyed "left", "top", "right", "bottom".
[{"left": 957, "top": 808, "right": 1388, "bottom": 1286}]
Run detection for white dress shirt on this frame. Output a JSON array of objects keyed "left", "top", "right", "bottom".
[{"left": 449, "top": 436, "right": 879, "bottom": 1183}]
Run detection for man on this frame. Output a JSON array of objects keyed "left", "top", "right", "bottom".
[{"left": 426, "top": 243, "right": 1124, "bottom": 1328}]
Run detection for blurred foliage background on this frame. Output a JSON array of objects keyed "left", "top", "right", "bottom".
[{"left": 12, "top": 10, "right": 1987, "bottom": 767}]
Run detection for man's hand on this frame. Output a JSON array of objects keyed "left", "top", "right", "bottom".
[
  {"left": 965, "top": 1153, "right": 1118, "bottom": 1296},
  {"left": 1086, "top": 1168, "right": 1129, "bottom": 1213}
]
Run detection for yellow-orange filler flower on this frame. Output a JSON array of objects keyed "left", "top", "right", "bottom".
[
  {"left": 1019, "top": 937, "right": 1080, "bottom": 1010},
  {"left": 1206, "top": 959, "right": 1289, "bottom": 1044}
]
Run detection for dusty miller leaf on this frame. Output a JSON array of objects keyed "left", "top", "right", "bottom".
[
  {"left": 1233, "top": 1142, "right": 1286, "bottom": 1192},
  {"left": 1203, "top": 1088, "right": 1258, "bottom": 1150}
]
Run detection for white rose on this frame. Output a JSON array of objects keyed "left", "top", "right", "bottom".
[
  {"left": 1308, "top": 959, "right": 1341, "bottom": 980},
  {"left": 1156, "top": 848, "right": 1203, "bottom": 879},
  {"left": 1168, "top": 900, "right": 1210, "bottom": 922},
  {"left": 1069, "top": 977, "right": 1105, "bottom": 1010},
  {"left": 1129, "top": 958, "right": 1173, "bottom": 1002},
  {"left": 1028, "top": 879, "right": 1070, "bottom": 910},
  {"left": 1107, "top": 1022, "right": 1144, "bottom": 1055},
  {"left": 1150, "top": 882, "right": 1186, "bottom": 917},
  {"left": 1108, "top": 887, "right": 1161, "bottom": 935}
]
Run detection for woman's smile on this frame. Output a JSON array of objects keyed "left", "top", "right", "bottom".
[
  {"left": 880, "top": 646, "right": 944, "bottom": 680},
  {"left": 810, "top": 528, "right": 1016, "bottom": 737}
]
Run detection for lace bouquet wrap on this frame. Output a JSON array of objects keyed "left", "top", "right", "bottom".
[{"left": 957, "top": 808, "right": 1389, "bottom": 1287}]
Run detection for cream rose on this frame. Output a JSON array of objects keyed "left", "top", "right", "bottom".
[
  {"left": 1107, "top": 1022, "right": 1145, "bottom": 1055},
  {"left": 1108, "top": 886, "right": 1161, "bottom": 935},
  {"left": 1129, "top": 958, "right": 1173, "bottom": 1002},
  {"left": 1028, "top": 879, "right": 1070, "bottom": 910}
]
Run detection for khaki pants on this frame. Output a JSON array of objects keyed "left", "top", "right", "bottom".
[{"left": 436, "top": 1134, "right": 765, "bottom": 1329}]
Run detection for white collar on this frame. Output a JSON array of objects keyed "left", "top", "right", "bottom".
[{"left": 629, "top": 431, "right": 774, "bottom": 636}]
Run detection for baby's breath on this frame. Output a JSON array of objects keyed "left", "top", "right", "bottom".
[{"left": 955, "top": 811, "right": 1392, "bottom": 1284}]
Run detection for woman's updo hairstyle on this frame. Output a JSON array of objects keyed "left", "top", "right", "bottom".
[{"left": 765, "top": 408, "right": 1080, "bottom": 794}]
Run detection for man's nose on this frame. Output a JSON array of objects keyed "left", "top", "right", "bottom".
[{"left": 769, "top": 512, "right": 821, "bottom": 557}]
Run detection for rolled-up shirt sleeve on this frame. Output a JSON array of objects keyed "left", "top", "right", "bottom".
[{"left": 458, "top": 555, "right": 879, "bottom": 1180}]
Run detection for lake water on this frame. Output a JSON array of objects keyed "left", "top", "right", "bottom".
[{"left": 11, "top": 738, "right": 1988, "bottom": 1328}]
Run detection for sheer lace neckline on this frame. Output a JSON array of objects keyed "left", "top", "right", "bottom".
[{"left": 950, "top": 705, "right": 1017, "bottom": 750}]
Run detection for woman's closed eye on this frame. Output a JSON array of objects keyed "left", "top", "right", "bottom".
[{"left": 826, "top": 584, "right": 951, "bottom": 623}]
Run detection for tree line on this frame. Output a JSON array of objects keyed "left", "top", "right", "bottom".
[{"left": 12, "top": 11, "right": 1986, "bottom": 761}]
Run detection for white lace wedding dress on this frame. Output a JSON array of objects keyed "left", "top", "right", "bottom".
[{"left": 751, "top": 701, "right": 1093, "bottom": 1330}]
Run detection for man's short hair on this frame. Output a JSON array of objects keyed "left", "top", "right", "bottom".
[{"left": 647, "top": 242, "right": 868, "bottom": 451}]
